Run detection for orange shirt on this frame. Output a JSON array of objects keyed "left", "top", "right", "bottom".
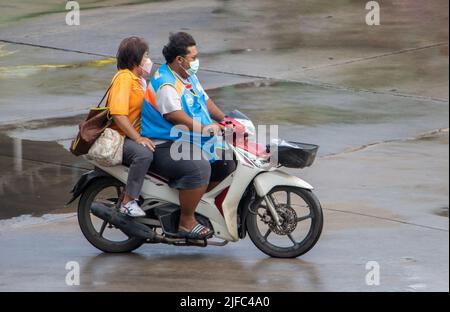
[{"left": 107, "top": 69, "right": 145, "bottom": 136}]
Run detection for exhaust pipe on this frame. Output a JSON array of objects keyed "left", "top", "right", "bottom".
[
  {"left": 90, "top": 203, "right": 210, "bottom": 247},
  {"left": 91, "top": 202, "right": 158, "bottom": 241}
]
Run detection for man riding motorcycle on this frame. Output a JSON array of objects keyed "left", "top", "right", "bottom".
[{"left": 141, "top": 32, "right": 236, "bottom": 240}]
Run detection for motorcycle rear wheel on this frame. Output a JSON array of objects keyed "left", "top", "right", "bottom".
[
  {"left": 246, "top": 186, "right": 323, "bottom": 258},
  {"left": 78, "top": 177, "right": 145, "bottom": 253}
]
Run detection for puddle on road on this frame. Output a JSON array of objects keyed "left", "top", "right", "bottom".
[
  {"left": 0, "top": 58, "right": 116, "bottom": 79},
  {"left": 208, "top": 80, "right": 449, "bottom": 155},
  {"left": 209, "top": 81, "right": 399, "bottom": 126},
  {"left": 0, "top": 43, "right": 118, "bottom": 125},
  {"left": 415, "top": 130, "right": 450, "bottom": 144},
  {"left": 0, "top": 43, "right": 116, "bottom": 97},
  {"left": 0, "top": 133, "right": 91, "bottom": 220},
  {"left": 434, "top": 207, "right": 449, "bottom": 218}
]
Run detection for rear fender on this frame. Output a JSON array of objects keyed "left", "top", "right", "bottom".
[{"left": 66, "top": 169, "right": 111, "bottom": 205}]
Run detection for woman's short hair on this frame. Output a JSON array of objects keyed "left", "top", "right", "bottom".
[
  {"left": 162, "top": 32, "right": 196, "bottom": 64},
  {"left": 116, "top": 36, "right": 149, "bottom": 70}
]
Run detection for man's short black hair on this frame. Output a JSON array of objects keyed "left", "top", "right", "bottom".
[
  {"left": 162, "top": 32, "right": 196, "bottom": 64},
  {"left": 116, "top": 36, "right": 149, "bottom": 70}
]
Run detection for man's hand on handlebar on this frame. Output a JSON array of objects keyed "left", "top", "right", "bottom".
[{"left": 203, "top": 123, "right": 224, "bottom": 137}]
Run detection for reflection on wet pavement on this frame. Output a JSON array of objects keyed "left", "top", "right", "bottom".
[
  {"left": 0, "top": 43, "right": 118, "bottom": 125},
  {"left": 434, "top": 207, "right": 449, "bottom": 218},
  {"left": 299, "top": 44, "right": 449, "bottom": 99},
  {"left": 309, "top": 130, "right": 449, "bottom": 228},
  {"left": 210, "top": 81, "right": 415, "bottom": 125},
  {"left": 0, "top": 74, "right": 448, "bottom": 220},
  {"left": 78, "top": 252, "right": 322, "bottom": 291},
  {"left": 208, "top": 80, "right": 449, "bottom": 155},
  {"left": 0, "top": 209, "right": 446, "bottom": 291},
  {"left": 0, "top": 133, "right": 90, "bottom": 219},
  {"left": 0, "top": 0, "right": 448, "bottom": 292}
]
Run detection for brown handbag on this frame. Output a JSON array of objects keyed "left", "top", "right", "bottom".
[{"left": 69, "top": 81, "right": 115, "bottom": 156}]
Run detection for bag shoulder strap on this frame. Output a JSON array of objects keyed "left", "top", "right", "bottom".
[
  {"left": 97, "top": 72, "right": 123, "bottom": 108},
  {"left": 98, "top": 71, "right": 141, "bottom": 130}
]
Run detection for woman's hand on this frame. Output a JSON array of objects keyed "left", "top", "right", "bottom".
[
  {"left": 112, "top": 115, "right": 155, "bottom": 151},
  {"left": 135, "top": 136, "right": 156, "bottom": 151}
]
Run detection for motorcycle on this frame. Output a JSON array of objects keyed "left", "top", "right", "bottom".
[{"left": 67, "top": 110, "right": 323, "bottom": 258}]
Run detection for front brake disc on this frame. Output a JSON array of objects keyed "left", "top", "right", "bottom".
[{"left": 268, "top": 205, "right": 298, "bottom": 235}]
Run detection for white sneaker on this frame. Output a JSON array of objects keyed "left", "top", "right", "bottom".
[{"left": 120, "top": 200, "right": 146, "bottom": 217}]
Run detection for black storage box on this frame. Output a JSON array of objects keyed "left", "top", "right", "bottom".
[{"left": 273, "top": 141, "right": 319, "bottom": 168}]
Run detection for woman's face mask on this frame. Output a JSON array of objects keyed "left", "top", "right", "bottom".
[{"left": 140, "top": 57, "right": 153, "bottom": 76}]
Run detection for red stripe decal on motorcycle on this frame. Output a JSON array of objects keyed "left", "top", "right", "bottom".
[{"left": 214, "top": 187, "right": 229, "bottom": 216}]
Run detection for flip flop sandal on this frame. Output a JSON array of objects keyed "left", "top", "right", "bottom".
[{"left": 177, "top": 224, "right": 214, "bottom": 240}]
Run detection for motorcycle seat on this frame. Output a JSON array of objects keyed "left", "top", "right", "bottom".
[{"left": 112, "top": 161, "right": 170, "bottom": 184}]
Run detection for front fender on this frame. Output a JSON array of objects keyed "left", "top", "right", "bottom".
[
  {"left": 65, "top": 168, "right": 110, "bottom": 205},
  {"left": 253, "top": 170, "right": 313, "bottom": 197}
]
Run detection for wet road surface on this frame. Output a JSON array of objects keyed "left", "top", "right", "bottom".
[{"left": 0, "top": 0, "right": 448, "bottom": 291}]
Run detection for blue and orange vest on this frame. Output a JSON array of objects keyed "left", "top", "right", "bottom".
[{"left": 141, "top": 64, "right": 217, "bottom": 160}]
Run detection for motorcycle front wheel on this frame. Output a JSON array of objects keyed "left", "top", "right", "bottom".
[
  {"left": 78, "top": 177, "right": 145, "bottom": 253},
  {"left": 246, "top": 186, "right": 323, "bottom": 258}
]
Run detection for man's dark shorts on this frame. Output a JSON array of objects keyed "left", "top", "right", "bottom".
[{"left": 149, "top": 141, "right": 236, "bottom": 189}]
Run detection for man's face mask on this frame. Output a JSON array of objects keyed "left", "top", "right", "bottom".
[{"left": 181, "top": 57, "right": 200, "bottom": 76}]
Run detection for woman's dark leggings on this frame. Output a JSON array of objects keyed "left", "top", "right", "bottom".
[{"left": 122, "top": 138, "right": 154, "bottom": 198}]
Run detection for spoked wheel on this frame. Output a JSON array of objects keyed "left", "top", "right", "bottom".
[
  {"left": 246, "top": 186, "right": 323, "bottom": 258},
  {"left": 77, "top": 177, "right": 144, "bottom": 253}
]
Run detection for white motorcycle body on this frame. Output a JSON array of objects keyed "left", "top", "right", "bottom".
[{"left": 91, "top": 142, "right": 313, "bottom": 242}]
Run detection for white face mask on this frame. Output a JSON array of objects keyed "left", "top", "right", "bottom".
[
  {"left": 140, "top": 57, "right": 153, "bottom": 76},
  {"left": 186, "top": 58, "right": 199, "bottom": 76},
  {"left": 180, "top": 57, "right": 200, "bottom": 76}
]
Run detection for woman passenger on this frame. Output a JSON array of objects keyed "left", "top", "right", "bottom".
[{"left": 108, "top": 36, "right": 155, "bottom": 217}]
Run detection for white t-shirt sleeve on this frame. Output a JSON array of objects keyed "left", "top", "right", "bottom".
[{"left": 156, "top": 85, "right": 182, "bottom": 115}]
